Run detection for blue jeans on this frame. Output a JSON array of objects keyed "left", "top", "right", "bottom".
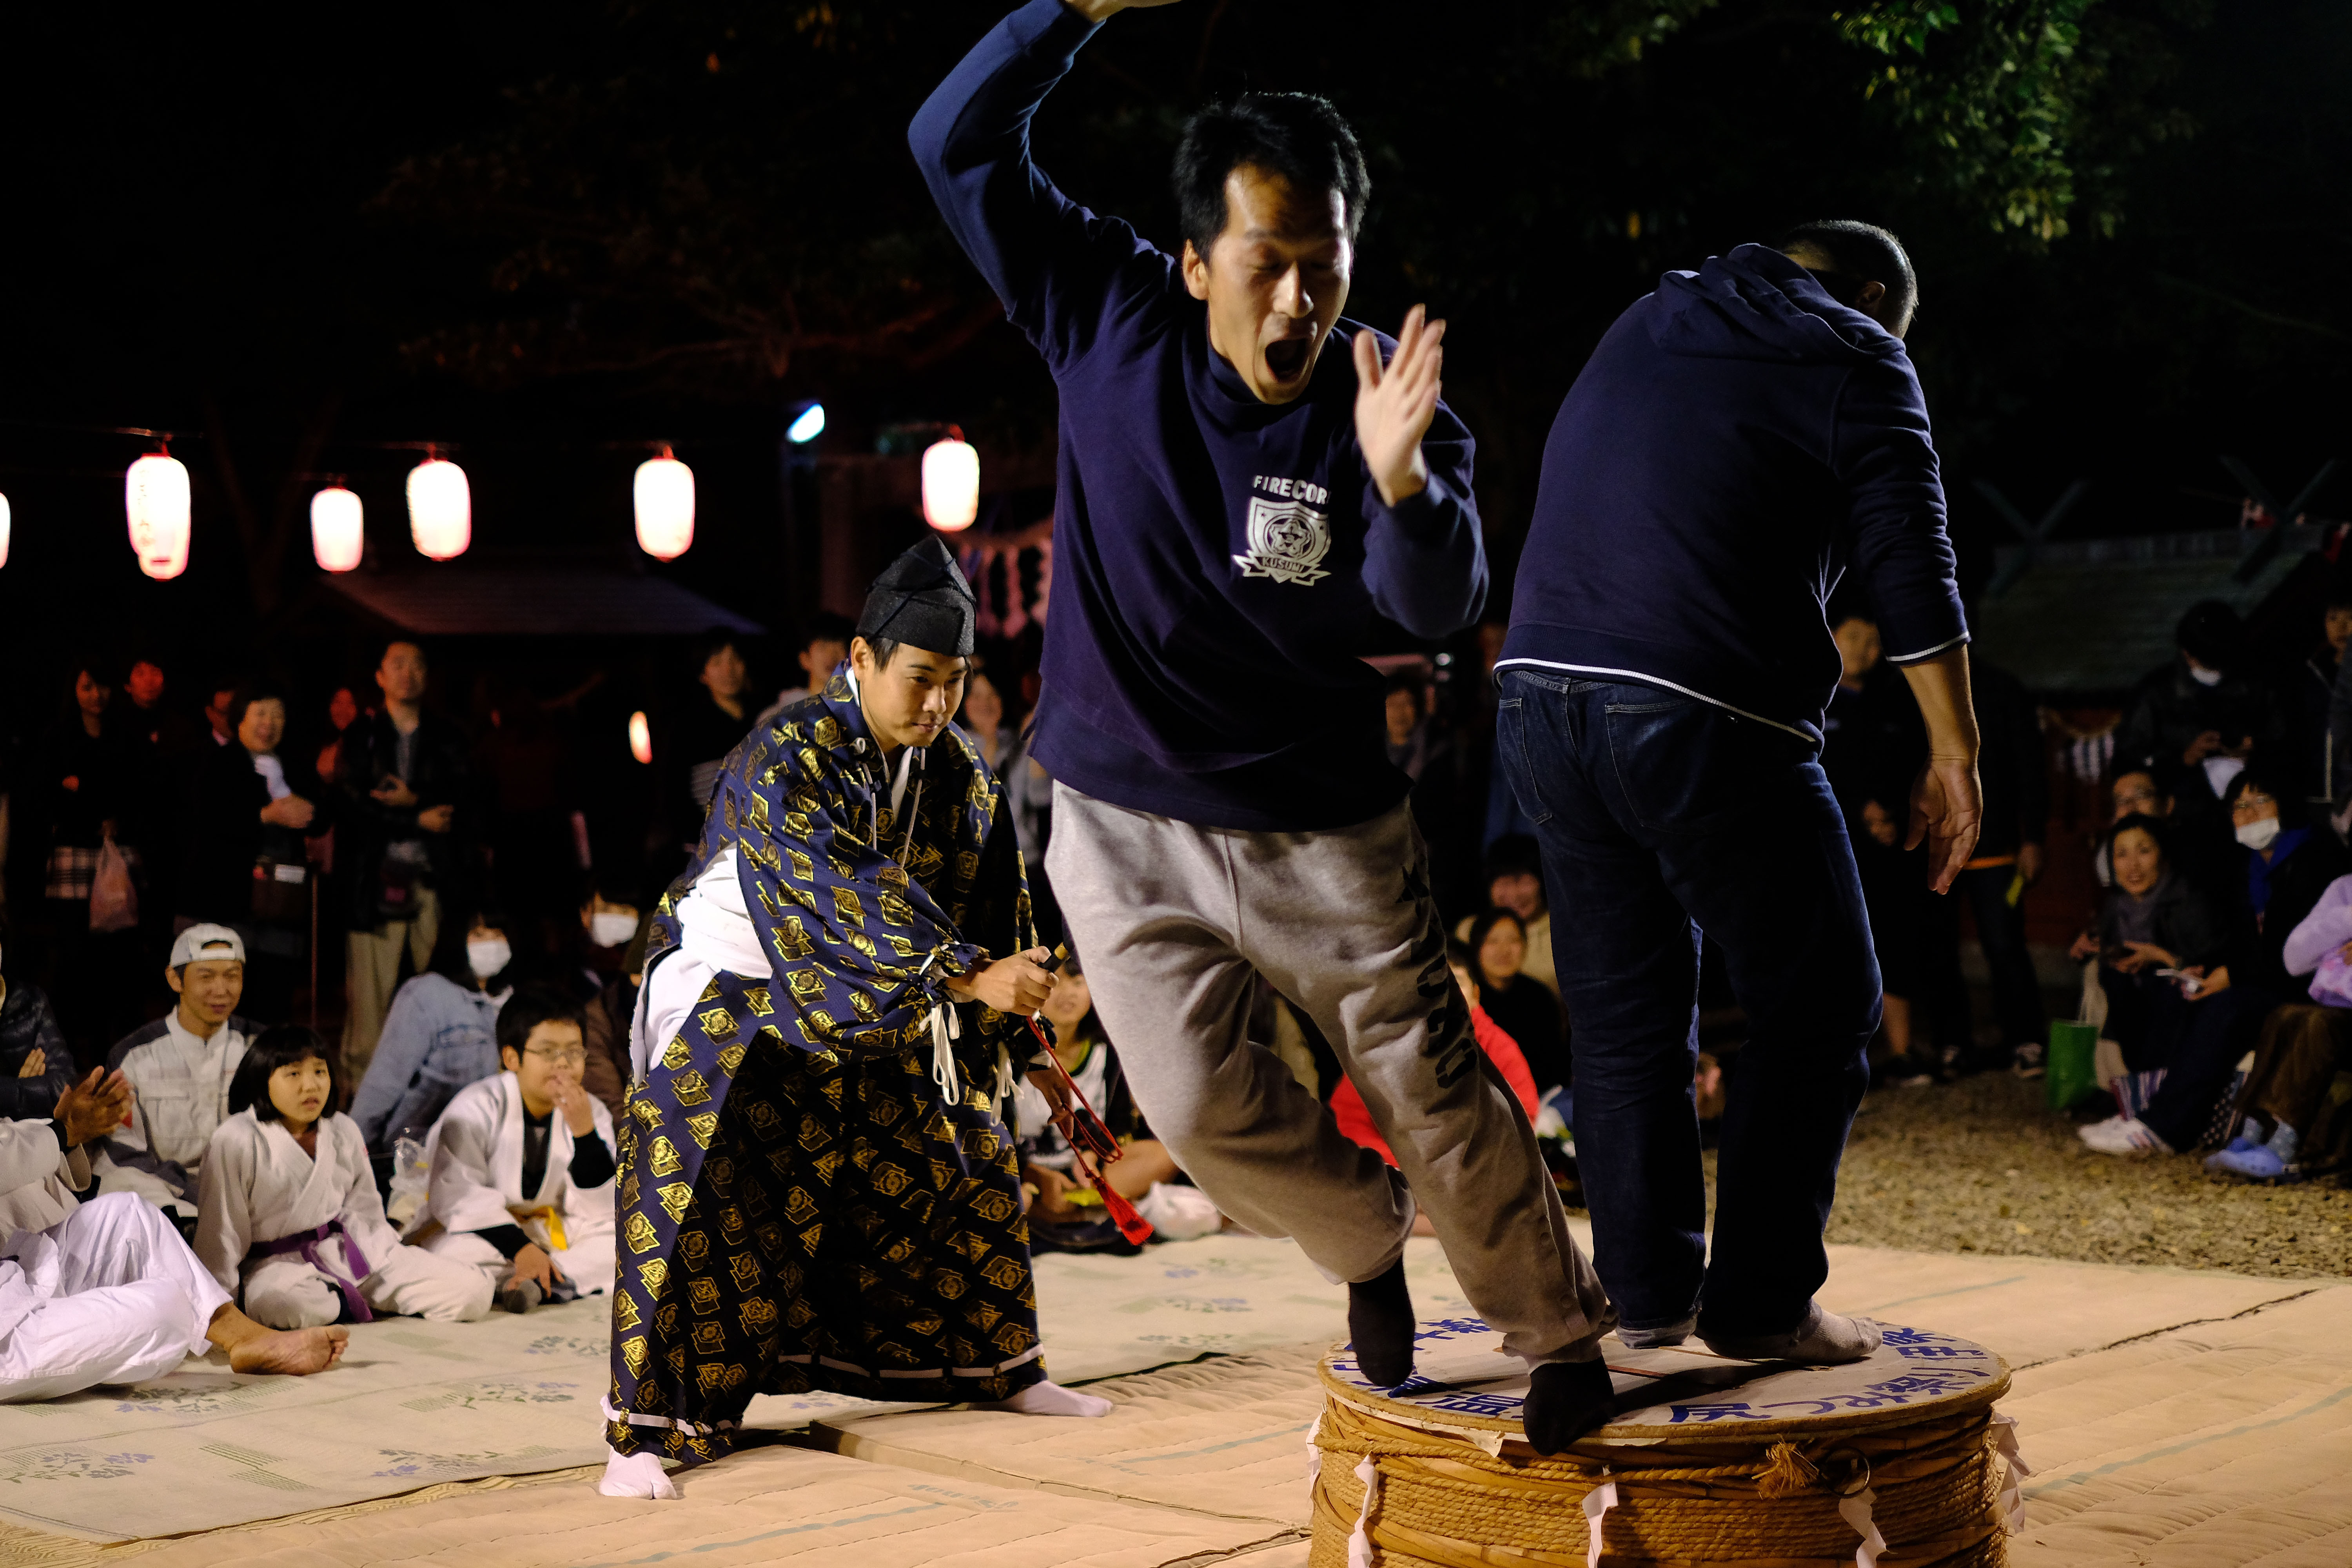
[{"left": 1498, "top": 672, "right": 1880, "bottom": 1338}]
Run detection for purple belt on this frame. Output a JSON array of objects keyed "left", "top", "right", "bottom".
[{"left": 253, "top": 1220, "right": 374, "bottom": 1323}]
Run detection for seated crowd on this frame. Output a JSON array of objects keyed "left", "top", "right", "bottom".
[{"left": 7, "top": 588, "right": 2350, "bottom": 1412}]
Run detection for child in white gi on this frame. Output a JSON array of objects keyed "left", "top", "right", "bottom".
[
  {"left": 196, "top": 1026, "right": 492, "bottom": 1328},
  {"left": 412, "top": 987, "right": 616, "bottom": 1312}
]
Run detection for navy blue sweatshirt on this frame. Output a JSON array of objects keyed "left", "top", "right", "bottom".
[
  {"left": 1501, "top": 245, "right": 1965, "bottom": 744},
  {"left": 910, "top": 0, "right": 1487, "bottom": 832}
]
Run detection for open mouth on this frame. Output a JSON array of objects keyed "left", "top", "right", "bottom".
[{"left": 1263, "top": 336, "right": 1313, "bottom": 382}]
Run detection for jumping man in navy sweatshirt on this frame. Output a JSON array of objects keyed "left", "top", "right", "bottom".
[
  {"left": 1499, "top": 222, "right": 1983, "bottom": 1365},
  {"left": 913, "top": 0, "right": 1615, "bottom": 1448}
]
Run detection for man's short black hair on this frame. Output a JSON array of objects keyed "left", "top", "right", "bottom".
[
  {"left": 378, "top": 637, "right": 426, "bottom": 667},
  {"left": 1175, "top": 93, "right": 1371, "bottom": 259},
  {"left": 496, "top": 983, "right": 586, "bottom": 1058},
  {"left": 229, "top": 1025, "right": 339, "bottom": 1122},
  {"left": 799, "top": 612, "right": 855, "bottom": 653},
  {"left": 1777, "top": 220, "right": 1916, "bottom": 325}
]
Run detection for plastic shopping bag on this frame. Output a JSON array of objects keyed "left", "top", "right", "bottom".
[{"left": 89, "top": 838, "right": 139, "bottom": 933}]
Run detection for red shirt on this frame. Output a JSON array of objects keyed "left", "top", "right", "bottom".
[{"left": 1330, "top": 1004, "right": 1542, "bottom": 1165}]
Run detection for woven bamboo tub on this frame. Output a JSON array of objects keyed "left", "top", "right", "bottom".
[{"left": 1310, "top": 1318, "right": 2025, "bottom": 1568}]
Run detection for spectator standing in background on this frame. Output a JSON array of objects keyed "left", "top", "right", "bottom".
[
  {"left": 960, "top": 665, "right": 1017, "bottom": 772},
  {"left": 676, "top": 631, "right": 757, "bottom": 821},
  {"left": 474, "top": 675, "right": 574, "bottom": 937},
  {"left": 202, "top": 682, "right": 240, "bottom": 749},
  {"left": 314, "top": 687, "right": 360, "bottom": 784},
  {"left": 2115, "top": 601, "right": 2284, "bottom": 829},
  {"left": 1820, "top": 609, "right": 1934, "bottom": 1085},
  {"left": 755, "top": 612, "right": 854, "bottom": 725},
  {"left": 120, "top": 656, "right": 195, "bottom": 976},
  {"left": 2314, "top": 584, "right": 2352, "bottom": 820},
  {"left": 1386, "top": 670, "right": 1472, "bottom": 919},
  {"left": 334, "top": 641, "right": 468, "bottom": 1087},
  {"left": 1924, "top": 658, "right": 2049, "bottom": 1076},
  {"left": 179, "top": 689, "right": 325, "bottom": 1024},
  {"left": 40, "top": 663, "right": 146, "bottom": 1056},
  {"left": 0, "top": 934, "right": 76, "bottom": 1119}
]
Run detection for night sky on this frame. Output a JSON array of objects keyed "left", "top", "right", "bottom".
[{"left": 1, "top": 1, "right": 2347, "bottom": 735}]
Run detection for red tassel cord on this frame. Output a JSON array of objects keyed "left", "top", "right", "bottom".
[{"left": 1028, "top": 1017, "right": 1155, "bottom": 1245}]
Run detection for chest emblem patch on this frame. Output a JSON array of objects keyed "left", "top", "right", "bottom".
[{"left": 1235, "top": 495, "right": 1333, "bottom": 586}]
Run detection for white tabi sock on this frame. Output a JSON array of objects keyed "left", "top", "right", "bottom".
[
  {"left": 983, "top": 1380, "right": 1112, "bottom": 1417},
  {"left": 599, "top": 1445, "right": 682, "bottom": 1499}
]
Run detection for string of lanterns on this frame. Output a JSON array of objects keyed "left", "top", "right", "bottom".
[{"left": 0, "top": 413, "right": 984, "bottom": 575}]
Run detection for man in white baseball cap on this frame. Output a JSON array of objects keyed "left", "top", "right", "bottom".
[{"left": 95, "top": 924, "right": 260, "bottom": 1227}]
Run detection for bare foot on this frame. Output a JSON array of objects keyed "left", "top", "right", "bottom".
[{"left": 228, "top": 1325, "right": 349, "bottom": 1375}]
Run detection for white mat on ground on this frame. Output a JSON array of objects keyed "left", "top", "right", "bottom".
[
  {"left": 1818, "top": 1243, "right": 2312, "bottom": 1368},
  {"left": 1026, "top": 1234, "right": 1471, "bottom": 1383},
  {"left": 0, "top": 1296, "right": 897, "bottom": 1544},
  {"left": 2005, "top": 1285, "right": 2352, "bottom": 1567},
  {"left": 113, "top": 1445, "right": 1302, "bottom": 1568},
  {"left": 0, "top": 1234, "right": 1446, "bottom": 1544},
  {"left": 814, "top": 1345, "right": 1330, "bottom": 1524}
]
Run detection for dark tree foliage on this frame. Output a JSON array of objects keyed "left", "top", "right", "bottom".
[{"left": 375, "top": 0, "right": 2216, "bottom": 580}]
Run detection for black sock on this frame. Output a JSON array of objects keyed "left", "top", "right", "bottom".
[
  {"left": 1521, "top": 1358, "right": 1614, "bottom": 1455},
  {"left": 1347, "top": 1259, "right": 1416, "bottom": 1387}
]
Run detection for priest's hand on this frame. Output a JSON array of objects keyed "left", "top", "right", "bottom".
[
  {"left": 1354, "top": 304, "right": 1445, "bottom": 507},
  {"left": 510, "top": 1243, "right": 566, "bottom": 1295},
  {"left": 550, "top": 1079, "right": 599, "bottom": 1139},
  {"left": 945, "top": 948, "right": 1058, "bottom": 1016},
  {"left": 17, "top": 1047, "right": 45, "bottom": 1080},
  {"left": 55, "top": 1067, "right": 132, "bottom": 1149}
]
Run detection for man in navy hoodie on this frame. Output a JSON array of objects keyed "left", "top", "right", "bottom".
[
  {"left": 913, "top": 0, "right": 1614, "bottom": 1449},
  {"left": 1499, "top": 223, "right": 1982, "bottom": 1365}
]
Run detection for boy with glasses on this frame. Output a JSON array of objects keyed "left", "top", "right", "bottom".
[{"left": 411, "top": 987, "right": 617, "bottom": 1313}]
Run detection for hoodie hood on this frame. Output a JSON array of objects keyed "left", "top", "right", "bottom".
[{"left": 1646, "top": 242, "right": 1905, "bottom": 366}]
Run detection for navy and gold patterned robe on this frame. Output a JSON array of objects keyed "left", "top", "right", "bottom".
[{"left": 604, "top": 671, "right": 1044, "bottom": 1466}]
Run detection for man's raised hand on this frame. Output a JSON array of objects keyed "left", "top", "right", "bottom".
[{"left": 1354, "top": 305, "right": 1445, "bottom": 508}]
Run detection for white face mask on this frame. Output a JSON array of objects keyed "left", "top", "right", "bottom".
[
  {"left": 589, "top": 912, "right": 637, "bottom": 948},
  {"left": 467, "top": 937, "right": 512, "bottom": 980},
  {"left": 2236, "top": 816, "right": 2281, "bottom": 852},
  {"left": 2187, "top": 662, "right": 2224, "bottom": 687}
]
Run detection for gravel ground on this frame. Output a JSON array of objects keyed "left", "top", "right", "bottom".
[{"left": 1818, "top": 1071, "right": 2352, "bottom": 1279}]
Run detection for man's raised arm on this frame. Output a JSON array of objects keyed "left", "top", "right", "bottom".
[{"left": 909, "top": 0, "right": 1176, "bottom": 367}]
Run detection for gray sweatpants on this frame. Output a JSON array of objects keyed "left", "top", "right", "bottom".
[{"left": 1047, "top": 784, "right": 1613, "bottom": 1365}]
